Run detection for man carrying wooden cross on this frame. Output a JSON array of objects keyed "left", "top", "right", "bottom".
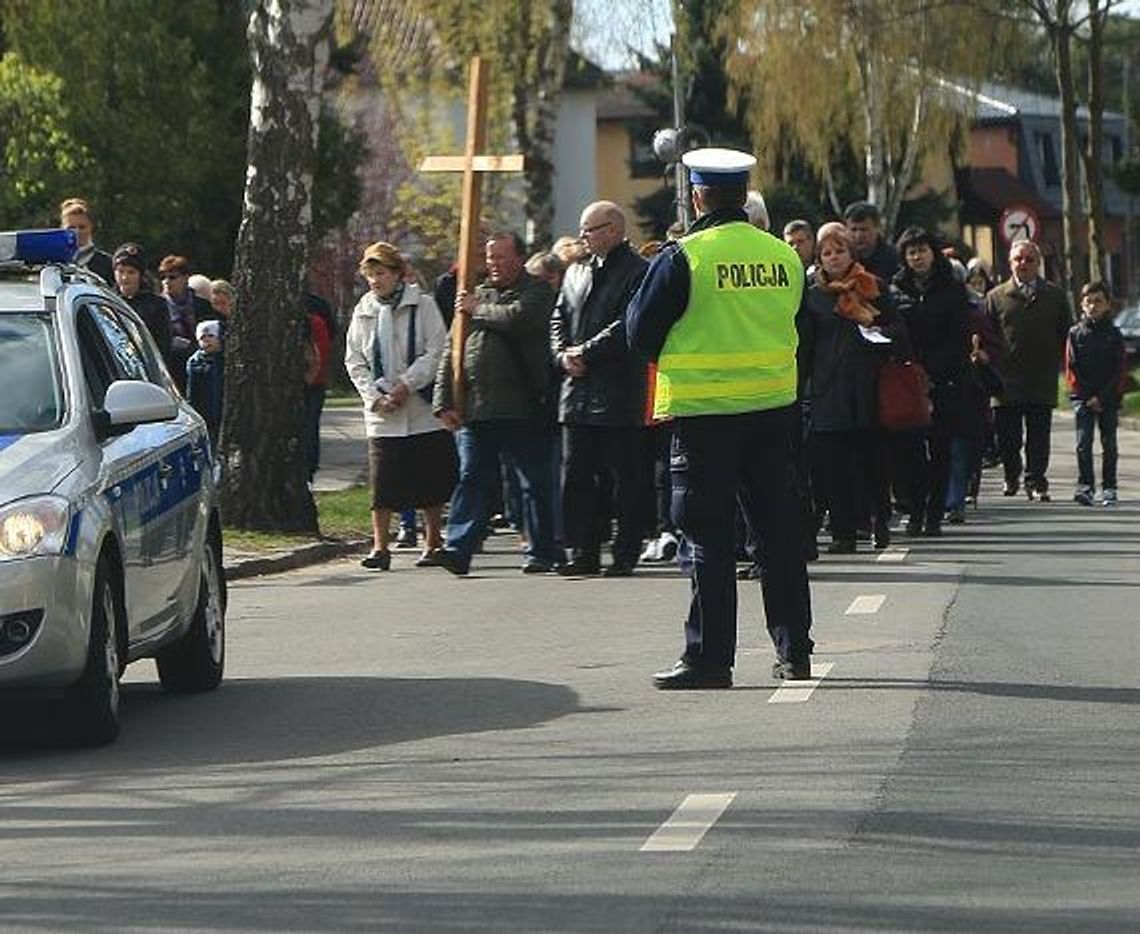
[{"left": 431, "top": 231, "right": 564, "bottom": 576}]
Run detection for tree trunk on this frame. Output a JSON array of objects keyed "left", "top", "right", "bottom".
[
  {"left": 522, "top": 0, "right": 572, "bottom": 249},
  {"left": 858, "top": 48, "right": 889, "bottom": 210},
  {"left": 1082, "top": 0, "right": 1108, "bottom": 284},
  {"left": 883, "top": 85, "right": 928, "bottom": 236},
  {"left": 1052, "top": 11, "right": 1083, "bottom": 305},
  {"left": 221, "top": 0, "right": 332, "bottom": 533}
]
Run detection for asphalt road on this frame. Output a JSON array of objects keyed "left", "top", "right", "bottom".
[{"left": 1, "top": 430, "right": 1138, "bottom": 933}]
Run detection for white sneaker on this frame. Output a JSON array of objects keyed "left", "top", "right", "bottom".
[
  {"left": 1102, "top": 488, "right": 1118, "bottom": 506},
  {"left": 640, "top": 538, "right": 663, "bottom": 563},
  {"left": 657, "top": 531, "right": 679, "bottom": 561}
]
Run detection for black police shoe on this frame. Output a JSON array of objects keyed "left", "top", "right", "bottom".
[
  {"left": 652, "top": 660, "right": 732, "bottom": 690},
  {"left": 771, "top": 658, "right": 812, "bottom": 680}
]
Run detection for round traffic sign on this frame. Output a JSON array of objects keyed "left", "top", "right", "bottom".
[{"left": 999, "top": 205, "right": 1040, "bottom": 245}]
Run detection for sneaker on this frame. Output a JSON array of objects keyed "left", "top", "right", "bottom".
[
  {"left": 657, "top": 531, "right": 679, "bottom": 562},
  {"left": 640, "top": 537, "right": 662, "bottom": 563},
  {"left": 1002, "top": 480, "right": 1020, "bottom": 497},
  {"left": 521, "top": 558, "right": 557, "bottom": 574},
  {"left": 1073, "top": 488, "right": 1094, "bottom": 507},
  {"left": 1102, "top": 488, "right": 1118, "bottom": 506},
  {"left": 360, "top": 549, "right": 391, "bottom": 570},
  {"left": 946, "top": 509, "right": 966, "bottom": 525},
  {"left": 1028, "top": 488, "right": 1051, "bottom": 503},
  {"left": 394, "top": 526, "right": 418, "bottom": 549}
]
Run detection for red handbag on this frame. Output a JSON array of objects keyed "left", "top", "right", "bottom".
[{"left": 878, "top": 360, "right": 932, "bottom": 430}]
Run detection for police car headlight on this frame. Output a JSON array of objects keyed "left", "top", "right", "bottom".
[{"left": 0, "top": 496, "right": 71, "bottom": 560}]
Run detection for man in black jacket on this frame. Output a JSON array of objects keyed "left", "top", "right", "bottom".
[
  {"left": 60, "top": 198, "right": 114, "bottom": 283},
  {"left": 551, "top": 201, "right": 649, "bottom": 576},
  {"left": 845, "top": 201, "right": 899, "bottom": 283}
]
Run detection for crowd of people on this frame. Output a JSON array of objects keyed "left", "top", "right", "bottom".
[
  {"left": 343, "top": 193, "right": 1130, "bottom": 585},
  {"left": 59, "top": 182, "right": 1129, "bottom": 594},
  {"left": 59, "top": 197, "right": 337, "bottom": 476}
]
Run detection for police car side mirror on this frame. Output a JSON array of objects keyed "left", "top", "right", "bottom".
[{"left": 102, "top": 380, "right": 179, "bottom": 428}]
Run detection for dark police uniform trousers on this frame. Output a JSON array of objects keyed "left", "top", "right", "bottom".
[{"left": 672, "top": 405, "right": 813, "bottom": 670}]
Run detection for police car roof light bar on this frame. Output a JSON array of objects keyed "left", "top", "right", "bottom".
[{"left": 0, "top": 229, "right": 78, "bottom": 266}]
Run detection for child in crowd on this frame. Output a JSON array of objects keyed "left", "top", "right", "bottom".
[
  {"left": 187, "top": 320, "right": 224, "bottom": 446},
  {"left": 1065, "top": 281, "right": 1126, "bottom": 506}
]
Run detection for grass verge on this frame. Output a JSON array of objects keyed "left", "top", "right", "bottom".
[{"left": 224, "top": 485, "right": 372, "bottom": 553}]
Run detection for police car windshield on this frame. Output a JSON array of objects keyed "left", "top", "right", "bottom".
[{"left": 0, "top": 314, "right": 65, "bottom": 434}]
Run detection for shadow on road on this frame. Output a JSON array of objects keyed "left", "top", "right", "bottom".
[{"left": 0, "top": 675, "right": 582, "bottom": 767}]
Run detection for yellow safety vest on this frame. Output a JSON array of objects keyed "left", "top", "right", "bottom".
[{"left": 654, "top": 221, "right": 804, "bottom": 418}]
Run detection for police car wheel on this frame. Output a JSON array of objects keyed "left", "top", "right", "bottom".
[
  {"left": 63, "top": 555, "right": 123, "bottom": 746},
  {"left": 156, "top": 528, "right": 225, "bottom": 693}
]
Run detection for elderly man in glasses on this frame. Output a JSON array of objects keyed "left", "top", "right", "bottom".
[{"left": 550, "top": 200, "right": 650, "bottom": 577}]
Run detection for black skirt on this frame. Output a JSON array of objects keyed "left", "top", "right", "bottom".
[{"left": 368, "top": 430, "right": 458, "bottom": 510}]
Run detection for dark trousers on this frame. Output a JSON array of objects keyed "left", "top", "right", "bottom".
[
  {"left": 562, "top": 424, "right": 644, "bottom": 566},
  {"left": 898, "top": 420, "right": 953, "bottom": 528},
  {"left": 671, "top": 408, "right": 813, "bottom": 670},
  {"left": 813, "top": 429, "right": 891, "bottom": 544},
  {"left": 1074, "top": 403, "right": 1119, "bottom": 490},
  {"left": 303, "top": 384, "right": 326, "bottom": 481},
  {"left": 995, "top": 403, "right": 1053, "bottom": 491},
  {"left": 446, "top": 420, "right": 560, "bottom": 566}
]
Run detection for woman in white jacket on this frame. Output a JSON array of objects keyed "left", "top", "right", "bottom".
[{"left": 345, "top": 242, "right": 458, "bottom": 569}]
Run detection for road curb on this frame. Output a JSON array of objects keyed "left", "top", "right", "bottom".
[{"left": 223, "top": 537, "right": 370, "bottom": 580}]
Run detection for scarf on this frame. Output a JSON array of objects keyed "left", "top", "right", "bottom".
[
  {"left": 368, "top": 284, "right": 406, "bottom": 381},
  {"left": 822, "top": 262, "right": 880, "bottom": 327}
]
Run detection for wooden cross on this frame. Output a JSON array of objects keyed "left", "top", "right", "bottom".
[{"left": 419, "top": 56, "right": 525, "bottom": 414}]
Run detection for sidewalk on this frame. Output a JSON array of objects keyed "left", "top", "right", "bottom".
[{"left": 223, "top": 406, "right": 1140, "bottom": 580}]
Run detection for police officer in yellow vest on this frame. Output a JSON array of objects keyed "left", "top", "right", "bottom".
[{"left": 626, "top": 148, "right": 814, "bottom": 688}]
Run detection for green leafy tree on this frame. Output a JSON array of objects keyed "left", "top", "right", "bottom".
[
  {"left": 0, "top": 52, "right": 88, "bottom": 225},
  {"left": 1, "top": 0, "right": 250, "bottom": 274}
]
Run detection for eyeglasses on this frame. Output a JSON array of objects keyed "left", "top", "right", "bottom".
[{"left": 579, "top": 221, "right": 612, "bottom": 236}]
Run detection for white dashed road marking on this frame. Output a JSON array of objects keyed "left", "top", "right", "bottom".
[
  {"left": 876, "top": 548, "right": 909, "bottom": 563},
  {"left": 768, "top": 661, "right": 835, "bottom": 704},
  {"left": 640, "top": 793, "right": 737, "bottom": 852},
  {"left": 846, "top": 594, "right": 886, "bottom": 615}
]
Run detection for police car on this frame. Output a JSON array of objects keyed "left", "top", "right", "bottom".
[{"left": 0, "top": 229, "right": 224, "bottom": 745}]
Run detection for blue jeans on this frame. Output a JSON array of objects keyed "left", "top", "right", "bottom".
[
  {"left": 447, "top": 420, "right": 561, "bottom": 565},
  {"left": 1074, "top": 402, "right": 1118, "bottom": 491},
  {"left": 945, "top": 436, "right": 977, "bottom": 512}
]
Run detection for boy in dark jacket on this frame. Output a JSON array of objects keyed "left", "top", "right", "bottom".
[
  {"left": 187, "top": 320, "right": 224, "bottom": 447},
  {"left": 1065, "top": 281, "right": 1126, "bottom": 506}
]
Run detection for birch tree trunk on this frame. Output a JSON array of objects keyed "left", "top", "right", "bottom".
[
  {"left": 221, "top": 0, "right": 332, "bottom": 533},
  {"left": 1082, "top": 0, "right": 1108, "bottom": 283},
  {"left": 1053, "top": 14, "right": 1083, "bottom": 305}
]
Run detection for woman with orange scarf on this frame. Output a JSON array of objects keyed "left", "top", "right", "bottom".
[{"left": 798, "top": 222, "right": 910, "bottom": 553}]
